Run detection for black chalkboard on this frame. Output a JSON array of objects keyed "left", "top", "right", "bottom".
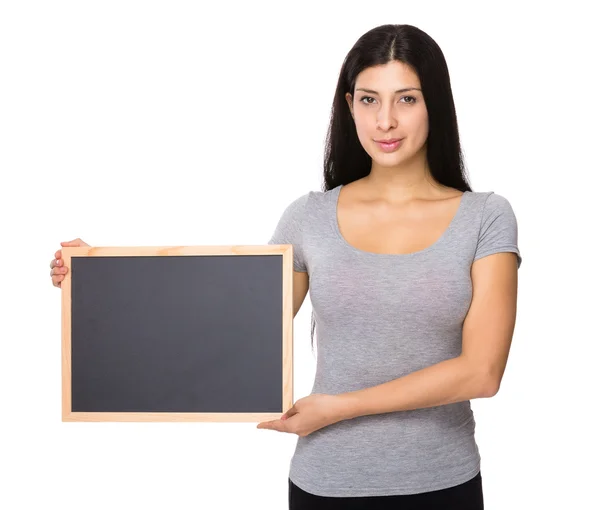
[{"left": 60, "top": 246, "right": 294, "bottom": 422}]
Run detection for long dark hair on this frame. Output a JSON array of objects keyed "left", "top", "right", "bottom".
[{"left": 309, "top": 24, "right": 473, "bottom": 353}]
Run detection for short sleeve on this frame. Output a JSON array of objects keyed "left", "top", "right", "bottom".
[
  {"left": 268, "top": 193, "right": 309, "bottom": 272},
  {"left": 474, "top": 193, "right": 522, "bottom": 269}
]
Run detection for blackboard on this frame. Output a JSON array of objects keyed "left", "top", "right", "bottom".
[{"left": 60, "top": 245, "right": 294, "bottom": 422}]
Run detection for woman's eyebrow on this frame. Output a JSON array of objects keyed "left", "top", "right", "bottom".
[{"left": 355, "top": 87, "right": 421, "bottom": 94}]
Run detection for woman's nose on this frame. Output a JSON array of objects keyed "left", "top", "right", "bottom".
[{"left": 376, "top": 106, "right": 397, "bottom": 131}]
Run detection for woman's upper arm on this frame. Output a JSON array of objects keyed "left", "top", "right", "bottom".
[
  {"left": 293, "top": 270, "right": 309, "bottom": 318},
  {"left": 268, "top": 192, "right": 311, "bottom": 318}
]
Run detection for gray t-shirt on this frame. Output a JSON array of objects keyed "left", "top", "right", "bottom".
[{"left": 268, "top": 183, "right": 522, "bottom": 497}]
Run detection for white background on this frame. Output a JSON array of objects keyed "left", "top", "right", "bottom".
[{"left": 1, "top": 1, "right": 598, "bottom": 508}]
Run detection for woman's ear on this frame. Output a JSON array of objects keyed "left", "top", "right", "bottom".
[{"left": 345, "top": 92, "right": 354, "bottom": 119}]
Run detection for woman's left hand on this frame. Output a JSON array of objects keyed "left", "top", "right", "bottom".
[{"left": 256, "top": 393, "right": 348, "bottom": 437}]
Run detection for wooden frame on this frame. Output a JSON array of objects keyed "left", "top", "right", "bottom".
[{"left": 61, "top": 244, "right": 294, "bottom": 422}]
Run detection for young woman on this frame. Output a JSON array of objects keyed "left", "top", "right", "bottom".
[{"left": 50, "top": 23, "right": 521, "bottom": 510}]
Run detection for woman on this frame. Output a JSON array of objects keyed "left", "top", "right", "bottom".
[{"left": 50, "top": 24, "right": 521, "bottom": 510}]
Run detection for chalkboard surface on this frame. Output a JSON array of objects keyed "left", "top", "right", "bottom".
[{"left": 60, "top": 246, "right": 294, "bottom": 422}]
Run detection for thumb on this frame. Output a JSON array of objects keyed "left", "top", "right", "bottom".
[
  {"left": 282, "top": 405, "right": 298, "bottom": 420},
  {"left": 61, "top": 238, "right": 86, "bottom": 247}
]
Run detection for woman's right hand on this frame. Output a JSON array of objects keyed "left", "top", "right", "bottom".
[{"left": 50, "top": 238, "right": 90, "bottom": 288}]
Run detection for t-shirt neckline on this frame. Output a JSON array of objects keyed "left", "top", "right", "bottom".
[{"left": 330, "top": 184, "right": 470, "bottom": 258}]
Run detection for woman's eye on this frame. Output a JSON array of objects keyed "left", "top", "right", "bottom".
[{"left": 359, "top": 96, "right": 416, "bottom": 105}]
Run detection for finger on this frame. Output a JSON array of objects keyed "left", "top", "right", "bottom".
[
  {"left": 50, "top": 257, "right": 63, "bottom": 269},
  {"left": 257, "top": 420, "right": 284, "bottom": 431},
  {"left": 266, "top": 422, "right": 285, "bottom": 432},
  {"left": 261, "top": 420, "right": 289, "bottom": 432},
  {"left": 52, "top": 274, "right": 65, "bottom": 287},
  {"left": 50, "top": 266, "right": 68, "bottom": 277}
]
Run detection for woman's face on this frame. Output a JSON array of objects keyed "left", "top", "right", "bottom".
[{"left": 345, "top": 61, "right": 429, "bottom": 168}]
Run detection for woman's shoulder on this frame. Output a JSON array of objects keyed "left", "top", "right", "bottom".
[
  {"left": 283, "top": 186, "right": 339, "bottom": 209},
  {"left": 466, "top": 189, "right": 517, "bottom": 214}
]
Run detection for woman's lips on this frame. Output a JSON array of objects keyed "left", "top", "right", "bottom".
[{"left": 374, "top": 138, "right": 404, "bottom": 152}]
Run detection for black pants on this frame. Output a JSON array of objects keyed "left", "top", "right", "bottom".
[{"left": 289, "top": 471, "right": 484, "bottom": 509}]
